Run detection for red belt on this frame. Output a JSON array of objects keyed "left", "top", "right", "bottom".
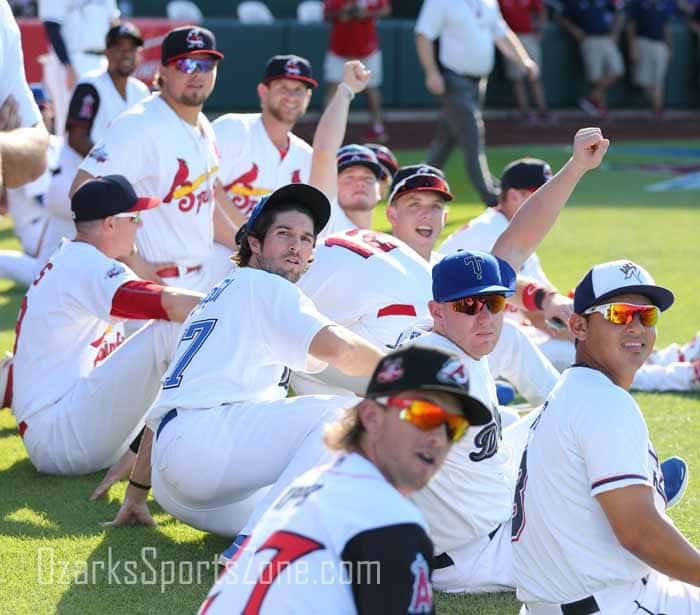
[{"left": 156, "top": 264, "right": 203, "bottom": 278}]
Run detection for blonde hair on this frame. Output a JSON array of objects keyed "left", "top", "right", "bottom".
[{"left": 323, "top": 401, "right": 366, "bottom": 453}]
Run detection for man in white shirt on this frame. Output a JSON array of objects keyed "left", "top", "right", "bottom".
[
  {"left": 415, "top": 0, "right": 539, "bottom": 206},
  {"left": 513, "top": 260, "right": 700, "bottom": 614}
]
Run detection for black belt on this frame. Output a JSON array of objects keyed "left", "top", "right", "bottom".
[
  {"left": 433, "top": 523, "right": 502, "bottom": 570},
  {"left": 561, "top": 596, "right": 599, "bottom": 615},
  {"left": 82, "top": 49, "right": 105, "bottom": 55},
  {"left": 156, "top": 408, "right": 178, "bottom": 440}
]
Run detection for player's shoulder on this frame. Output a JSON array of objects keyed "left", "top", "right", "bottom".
[
  {"left": 76, "top": 69, "right": 106, "bottom": 88},
  {"left": 557, "top": 367, "right": 639, "bottom": 417},
  {"left": 127, "top": 76, "right": 151, "bottom": 96},
  {"left": 288, "top": 131, "right": 312, "bottom": 154},
  {"left": 212, "top": 112, "right": 259, "bottom": 136}
]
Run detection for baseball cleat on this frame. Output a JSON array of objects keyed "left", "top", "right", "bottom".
[
  {"left": 661, "top": 456, "right": 688, "bottom": 510},
  {"left": 218, "top": 533, "right": 249, "bottom": 567}
]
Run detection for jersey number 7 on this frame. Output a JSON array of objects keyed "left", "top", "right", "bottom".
[{"left": 162, "top": 318, "right": 217, "bottom": 389}]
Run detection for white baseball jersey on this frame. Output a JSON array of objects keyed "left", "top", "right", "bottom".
[
  {"left": 67, "top": 69, "right": 150, "bottom": 144},
  {"left": 397, "top": 329, "right": 514, "bottom": 554},
  {"left": 0, "top": 0, "right": 42, "bottom": 128},
  {"left": 512, "top": 366, "right": 666, "bottom": 604},
  {"left": 80, "top": 94, "right": 220, "bottom": 266},
  {"left": 38, "top": 0, "right": 118, "bottom": 56},
  {"left": 299, "top": 229, "right": 432, "bottom": 349},
  {"left": 213, "top": 113, "right": 312, "bottom": 219},
  {"left": 12, "top": 239, "right": 137, "bottom": 421},
  {"left": 318, "top": 197, "right": 357, "bottom": 241},
  {"left": 201, "top": 453, "right": 436, "bottom": 615},
  {"left": 145, "top": 267, "right": 332, "bottom": 427},
  {"left": 439, "top": 208, "right": 550, "bottom": 285}
]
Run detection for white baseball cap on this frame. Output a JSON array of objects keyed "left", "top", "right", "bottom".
[{"left": 573, "top": 259, "right": 675, "bottom": 314}]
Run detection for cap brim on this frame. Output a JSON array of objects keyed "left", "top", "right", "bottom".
[
  {"left": 263, "top": 75, "right": 318, "bottom": 88},
  {"left": 417, "top": 385, "right": 493, "bottom": 426},
  {"left": 439, "top": 284, "right": 515, "bottom": 301},
  {"left": 593, "top": 285, "right": 675, "bottom": 312},
  {"left": 129, "top": 196, "right": 161, "bottom": 212},
  {"left": 338, "top": 160, "right": 383, "bottom": 179},
  {"left": 265, "top": 184, "right": 331, "bottom": 233},
  {"left": 165, "top": 50, "right": 224, "bottom": 63}
]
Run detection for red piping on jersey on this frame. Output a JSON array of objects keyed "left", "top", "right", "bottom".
[
  {"left": 377, "top": 304, "right": 417, "bottom": 318},
  {"left": 111, "top": 280, "right": 169, "bottom": 320},
  {"left": 3, "top": 364, "right": 13, "bottom": 408}
]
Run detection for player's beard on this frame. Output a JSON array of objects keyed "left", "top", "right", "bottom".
[
  {"left": 257, "top": 253, "right": 305, "bottom": 283},
  {"left": 267, "top": 101, "right": 306, "bottom": 127},
  {"left": 179, "top": 91, "right": 210, "bottom": 107}
]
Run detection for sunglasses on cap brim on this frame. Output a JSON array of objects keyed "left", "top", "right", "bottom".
[
  {"left": 375, "top": 396, "right": 470, "bottom": 443},
  {"left": 389, "top": 173, "right": 453, "bottom": 204},
  {"left": 583, "top": 302, "right": 659, "bottom": 327}
]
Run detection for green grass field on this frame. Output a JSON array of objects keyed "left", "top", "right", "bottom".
[{"left": 1, "top": 140, "right": 698, "bottom": 614}]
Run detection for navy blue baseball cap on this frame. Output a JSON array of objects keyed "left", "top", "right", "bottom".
[
  {"left": 364, "top": 143, "right": 399, "bottom": 180},
  {"left": 500, "top": 158, "right": 552, "bottom": 193},
  {"left": 432, "top": 251, "right": 516, "bottom": 302},
  {"left": 262, "top": 54, "right": 317, "bottom": 88},
  {"left": 573, "top": 259, "right": 674, "bottom": 314},
  {"left": 235, "top": 183, "right": 331, "bottom": 245},
  {"left": 161, "top": 26, "right": 224, "bottom": 64},
  {"left": 336, "top": 144, "right": 383, "bottom": 179},
  {"left": 71, "top": 175, "right": 160, "bottom": 222}
]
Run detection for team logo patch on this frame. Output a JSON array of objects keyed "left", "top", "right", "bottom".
[
  {"left": 88, "top": 146, "right": 108, "bottom": 163},
  {"left": 376, "top": 357, "right": 404, "bottom": 383},
  {"left": 408, "top": 553, "right": 433, "bottom": 614},
  {"left": 284, "top": 58, "right": 301, "bottom": 75},
  {"left": 436, "top": 358, "right": 468, "bottom": 386},
  {"left": 105, "top": 264, "right": 125, "bottom": 279},
  {"left": 464, "top": 254, "right": 484, "bottom": 280},
  {"left": 185, "top": 29, "right": 205, "bottom": 49},
  {"left": 78, "top": 94, "right": 95, "bottom": 119},
  {"left": 619, "top": 262, "right": 643, "bottom": 283},
  {"left": 415, "top": 165, "right": 437, "bottom": 176}
]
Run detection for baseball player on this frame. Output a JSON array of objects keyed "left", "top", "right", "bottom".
[
  {"left": 11, "top": 175, "right": 202, "bottom": 475},
  {"left": 392, "top": 128, "right": 609, "bottom": 594},
  {"left": 0, "top": 86, "right": 61, "bottom": 287},
  {"left": 106, "top": 183, "right": 384, "bottom": 536},
  {"left": 38, "top": 0, "right": 119, "bottom": 137},
  {"left": 200, "top": 346, "right": 492, "bottom": 615},
  {"left": 0, "top": 0, "right": 50, "bottom": 190},
  {"left": 365, "top": 141, "right": 399, "bottom": 200},
  {"left": 440, "top": 157, "right": 700, "bottom": 391},
  {"left": 213, "top": 54, "right": 317, "bottom": 225},
  {"left": 39, "top": 21, "right": 150, "bottom": 269},
  {"left": 513, "top": 260, "right": 700, "bottom": 614},
  {"left": 71, "top": 26, "right": 235, "bottom": 292}
]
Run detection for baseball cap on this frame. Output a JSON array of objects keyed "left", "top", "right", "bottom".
[
  {"left": 500, "top": 158, "right": 552, "bottom": 193},
  {"left": 432, "top": 250, "right": 516, "bottom": 302},
  {"left": 106, "top": 22, "right": 144, "bottom": 48},
  {"left": 364, "top": 143, "right": 399, "bottom": 180},
  {"left": 235, "top": 183, "right": 331, "bottom": 245},
  {"left": 336, "top": 144, "right": 383, "bottom": 179},
  {"left": 71, "top": 175, "right": 160, "bottom": 222},
  {"left": 573, "top": 259, "right": 675, "bottom": 314},
  {"left": 366, "top": 346, "right": 492, "bottom": 426},
  {"left": 161, "top": 26, "right": 224, "bottom": 65},
  {"left": 389, "top": 168, "right": 453, "bottom": 204},
  {"left": 262, "top": 54, "right": 317, "bottom": 88}
]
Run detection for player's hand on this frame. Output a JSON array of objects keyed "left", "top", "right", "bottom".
[
  {"left": 0, "top": 96, "right": 20, "bottom": 132},
  {"left": 89, "top": 449, "right": 136, "bottom": 501},
  {"left": 571, "top": 127, "right": 609, "bottom": 173},
  {"left": 523, "top": 58, "right": 540, "bottom": 81},
  {"left": 542, "top": 293, "right": 574, "bottom": 335},
  {"left": 341, "top": 60, "right": 371, "bottom": 94},
  {"left": 425, "top": 70, "right": 445, "bottom": 96},
  {"left": 100, "top": 485, "right": 156, "bottom": 528},
  {"left": 66, "top": 65, "right": 78, "bottom": 92}
]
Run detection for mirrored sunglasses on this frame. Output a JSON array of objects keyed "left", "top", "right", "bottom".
[
  {"left": 376, "top": 396, "right": 470, "bottom": 443},
  {"left": 389, "top": 173, "right": 453, "bottom": 204},
  {"left": 452, "top": 294, "right": 507, "bottom": 316},
  {"left": 113, "top": 212, "right": 141, "bottom": 225},
  {"left": 172, "top": 57, "right": 217, "bottom": 74},
  {"left": 583, "top": 302, "right": 659, "bottom": 327}
]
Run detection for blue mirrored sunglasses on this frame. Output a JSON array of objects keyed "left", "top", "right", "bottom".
[{"left": 172, "top": 58, "right": 217, "bottom": 74}]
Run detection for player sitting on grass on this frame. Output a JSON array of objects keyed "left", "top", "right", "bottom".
[
  {"left": 200, "top": 346, "right": 492, "bottom": 615},
  {"left": 11, "top": 175, "right": 202, "bottom": 476},
  {"left": 513, "top": 260, "right": 697, "bottom": 614}
]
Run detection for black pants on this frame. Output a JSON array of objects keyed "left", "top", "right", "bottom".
[{"left": 427, "top": 69, "right": 500, "bottom": 207}]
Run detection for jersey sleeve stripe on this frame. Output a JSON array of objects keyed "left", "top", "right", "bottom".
[
  {"left": 590, "top": 473, "right": 648, "bottom": 490},
  {"left": 377, "top": 304, "right": 417, "bottom": 318}
]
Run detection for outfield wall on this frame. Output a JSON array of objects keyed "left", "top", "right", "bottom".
[{"left": 202, "top": 19, "right": 700, "bottom": 113}]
